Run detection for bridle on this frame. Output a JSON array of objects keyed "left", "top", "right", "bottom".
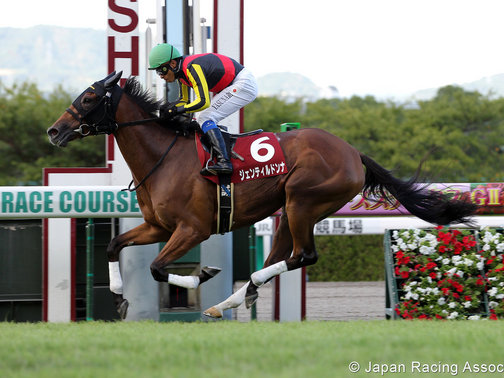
[{"left": 66, "top": 79, "right": 159, "bottom": 137}]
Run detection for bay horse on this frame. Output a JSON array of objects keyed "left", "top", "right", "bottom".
[{"left": 47, "top": 72, "right": 476, "bottom": 319}]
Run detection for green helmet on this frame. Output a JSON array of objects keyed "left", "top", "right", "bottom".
[{"left": 148, "top": 43, "right": 182, "bottom": 69}]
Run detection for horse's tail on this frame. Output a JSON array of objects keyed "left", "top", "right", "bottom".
[{"left": 360, "top": 153, "right": 477, "bottom": 225}]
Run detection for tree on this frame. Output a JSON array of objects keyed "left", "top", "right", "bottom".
[
  {"left": 0, "top": 81, "right": 105, "bottom": 185},
  {"left": 244, "top": 96, "right": 304, "bottom": 132}
]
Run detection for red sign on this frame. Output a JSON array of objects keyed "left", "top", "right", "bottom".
[{"left": 107, "top": 0, "right": 139, "bottom": 86}]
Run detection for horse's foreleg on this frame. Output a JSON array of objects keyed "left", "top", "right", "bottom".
[
  {"left": 149, "top": 224, "right": 217, "bottom": 288},
  {"left": 106, "top": 221, "right": 171, "bottom": 319}
]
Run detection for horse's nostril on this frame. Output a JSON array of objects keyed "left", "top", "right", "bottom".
[{"left": 48, "top": 128, "right": 58, "bottom": 137}]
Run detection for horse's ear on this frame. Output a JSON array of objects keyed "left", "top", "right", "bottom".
[{"left": 105, "top": 71, "right": 123, "bottom": 90}]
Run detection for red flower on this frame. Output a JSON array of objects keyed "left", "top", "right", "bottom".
[
  {"left": 430, "top": 272, "right": 437, "bottom": 279},
  {"left": 465, "top": 296, "right": 472, "bottom": 301}
]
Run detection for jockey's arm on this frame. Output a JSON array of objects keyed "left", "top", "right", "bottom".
[
  {"left": 179, "top": 64, "right": 211, "bottom": 113},
  {"left": 174, "top": 81, "right": 189, "bottom": 106}
]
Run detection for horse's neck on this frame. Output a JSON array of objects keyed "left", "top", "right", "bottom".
[{"left": 113, "top": 100, "right": 178, "bottom": 181}]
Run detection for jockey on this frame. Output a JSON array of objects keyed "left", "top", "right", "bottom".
[{"left": 148, "top": 43, "right": 258, "bottom": 176}]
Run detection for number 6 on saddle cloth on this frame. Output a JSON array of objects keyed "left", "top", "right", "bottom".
[{"left": 195, "top": 128, "right": 288, "bottom": 233}]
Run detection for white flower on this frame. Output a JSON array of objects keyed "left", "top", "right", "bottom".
[
  {"left": 463, "top": 258, "right": 474, "bottom": 266},
  {"left": 448, "top": 302, "right": 457, "bottom": 309},
  {"left": 489, "top": 301, "right": 499, "bottom": 309},
  {"left": 468, "top": 315, "right": 480, "bottom": 320},
  {"left": 496, "top": 294, "right": 504, "bottom": 300},
  {"left": 438, "top": 297, "right": 446, "bottom": 305},
  {"left": 447, "top": 311, "right": 459, "bottom": 320},
  {"left": 446, "top": 267, "right": 457, "bottom": 276},
  {"left": 463, "top": 301, "right": 472, "bottom": 308},
  {"left": 442, "top": 258, "right": 450, "bottom": 265},
  {"left": 477, "top": 261, "right": 484, "bottom": 270},
  {"left": 419, "top": 245, "right": 434, "bottom": 255},
  {"left": 488, "top": 287, "right": 498, "bottom": 297}
]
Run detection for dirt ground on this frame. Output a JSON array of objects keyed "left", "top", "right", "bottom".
[{"left": 232, "top": 281, "right": 386, "bottom": 322}]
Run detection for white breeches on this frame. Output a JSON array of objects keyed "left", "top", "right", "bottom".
[{"left": 197, "top": 68, "right": 258, "bottom": 125}]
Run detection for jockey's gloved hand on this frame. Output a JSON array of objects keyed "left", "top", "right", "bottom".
[{"left": 160, "top": 103, "right": 186, "bottom": 119}]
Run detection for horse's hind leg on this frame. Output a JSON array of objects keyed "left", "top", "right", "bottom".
[{"left": 245, "top": 180, "right": 361, "bottom": 307}]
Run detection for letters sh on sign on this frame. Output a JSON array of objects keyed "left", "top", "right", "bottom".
[{"left": 108, "top": 0, "right": 139, "bottom": 85}]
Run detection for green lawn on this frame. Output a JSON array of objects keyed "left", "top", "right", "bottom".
[{"left": 1, "top": 320, "right": 503, "bottom": 377}]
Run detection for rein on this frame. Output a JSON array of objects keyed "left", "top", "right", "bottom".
[{"left": 123, "top": 134, "right": 178, "bottom": 192}]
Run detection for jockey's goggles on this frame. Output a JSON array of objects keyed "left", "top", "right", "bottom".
[{"left": 156, "top": 65, "right": 171, "bottom": 76}]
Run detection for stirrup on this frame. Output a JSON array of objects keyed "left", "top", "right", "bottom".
[{"left": 200, "top": 162, "right": 232, "bottom": 176}]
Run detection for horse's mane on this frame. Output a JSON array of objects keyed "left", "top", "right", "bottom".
[
  {"left": 123, "top": 77, "right": 161, "bottom": 116},
  {"left": 122, "top": 77, "right": 199, "bottom": 135}
]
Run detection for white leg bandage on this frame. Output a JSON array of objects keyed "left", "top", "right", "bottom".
[
  {"left": 168, "top": 274, "right": 200, "bottom": 289},
  {"left": 250, "top": 261, "right": 288, "bottom": 287},
  {"left": 214, "top": 281, "right": 250, "bottom": 313},
  {"left": 108, "top": 262, "right": 123, "bottom": 295}
]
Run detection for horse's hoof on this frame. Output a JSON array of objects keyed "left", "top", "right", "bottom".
[
  {"left": 117, "top": 299, "right": 129, "bottom": 320},
  {"left": 199, "top": 266, "right": 222, "bottom": 284},
  {"left": 202, "top": 266, "right": 222, "bottom": 277},
  {"left": 203, "top": 306, "right": 222, "bottom": 318},
  {"left": 245, "top": 292, "right": 258, "bottom": 309}
]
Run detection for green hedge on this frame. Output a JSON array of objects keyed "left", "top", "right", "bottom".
[{"left": 307, "top": 235, "right": 385, "bottom": 281}]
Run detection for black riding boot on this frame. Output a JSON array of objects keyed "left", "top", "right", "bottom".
[{"left": 201, "top": 128, "right": 233, "bottom": 176}]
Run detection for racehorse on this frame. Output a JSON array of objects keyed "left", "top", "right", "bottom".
[{"left": 47, "top": 71, "right": 477, "bottom": 319}]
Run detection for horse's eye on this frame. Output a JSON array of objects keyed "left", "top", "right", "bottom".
[{"left": 83, "top": 97, "right": 93, "bottom": 104}]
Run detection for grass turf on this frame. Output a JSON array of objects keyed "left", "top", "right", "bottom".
[{"left": 1, "top": 320, "right": 503, "bottom": 377}]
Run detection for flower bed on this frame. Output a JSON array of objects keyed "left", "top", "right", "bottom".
[{"left": 385, "top": 226, "right": 504, "bottom": 320}]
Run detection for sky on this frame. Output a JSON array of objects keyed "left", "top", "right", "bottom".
[{"left": 2, "top": 0, "right": 504, "bottom": 99}]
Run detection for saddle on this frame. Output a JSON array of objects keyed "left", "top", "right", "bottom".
[
  {"left": 200, "top": 126, "right": 262, "bottom": 234},
  {"left": 196, "top": 126, "right": 288, "bottom": 234}
]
